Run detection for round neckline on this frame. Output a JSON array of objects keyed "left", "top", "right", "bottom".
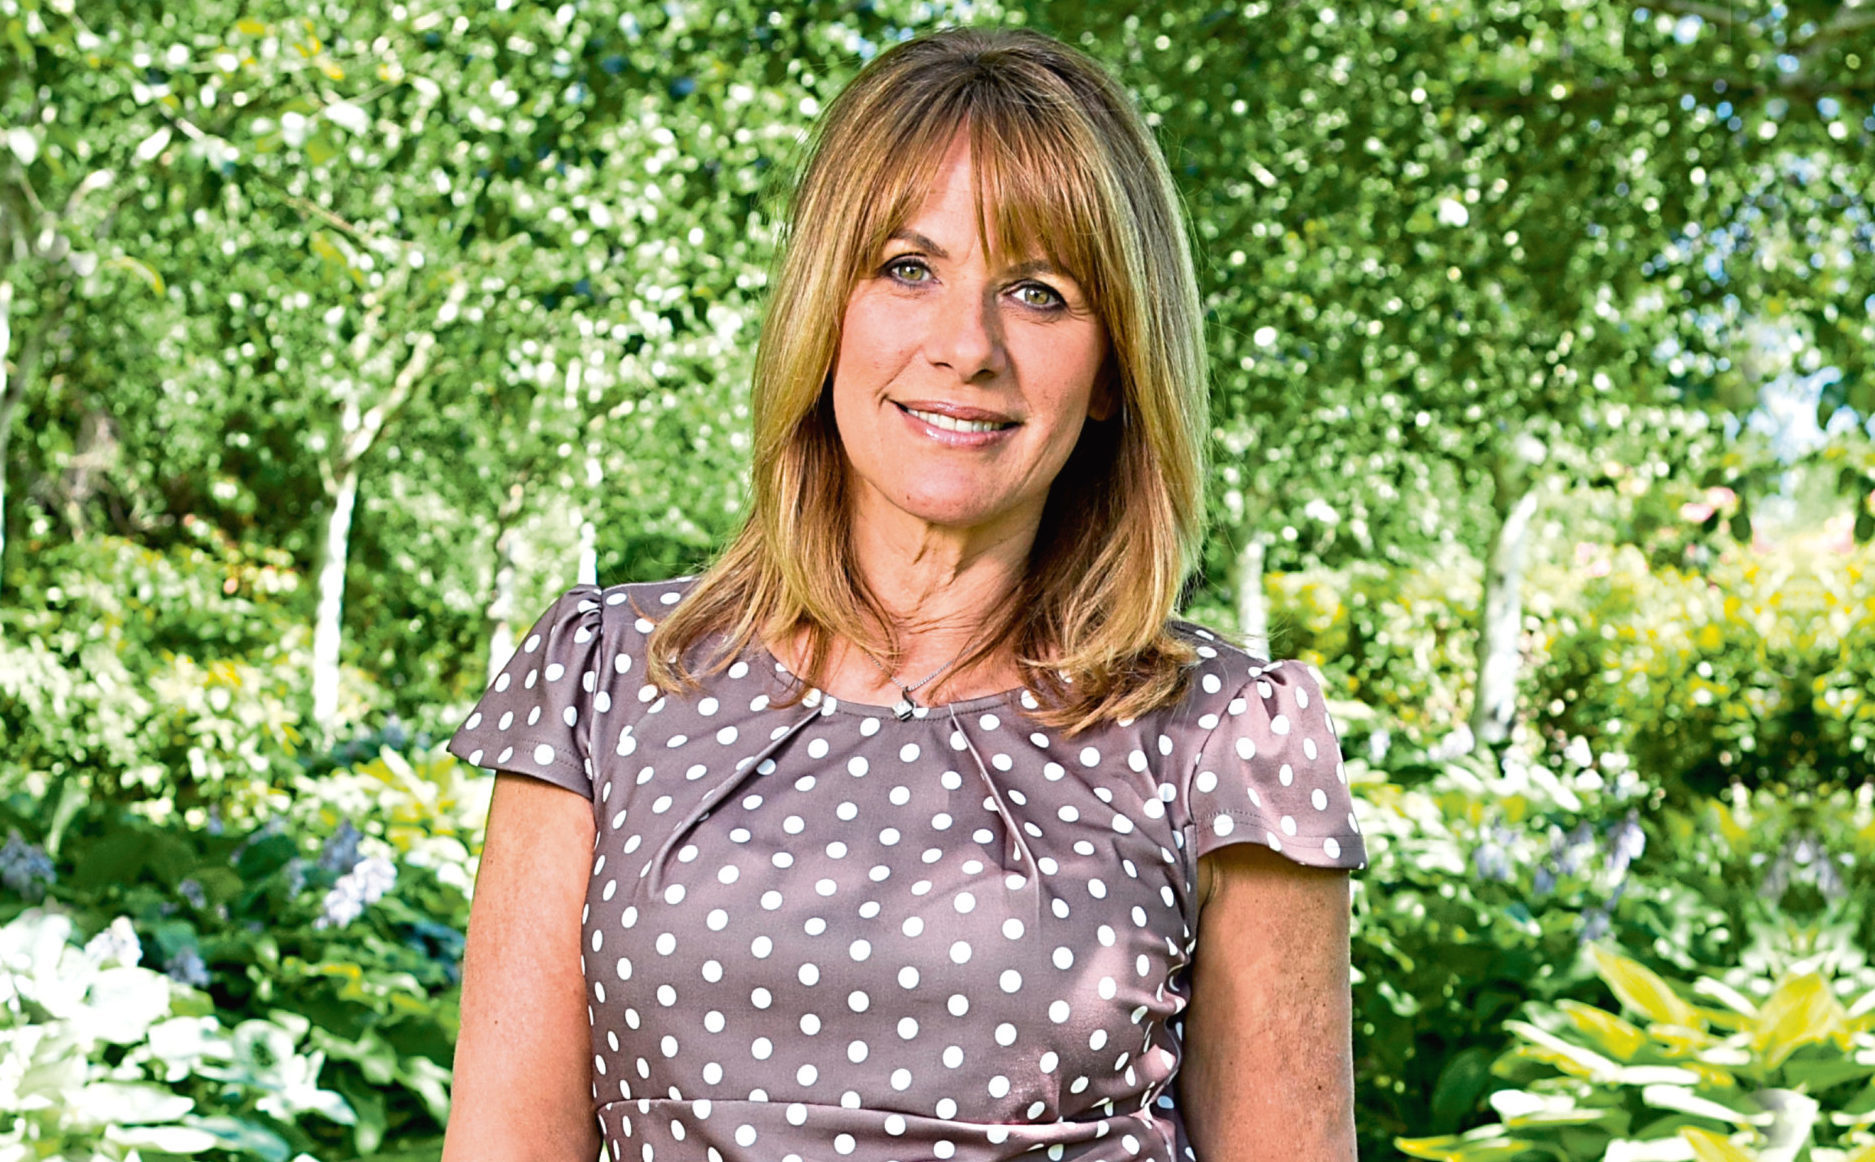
[{"left": 747, "top": 638, "right": 1031, "bottom": 721}]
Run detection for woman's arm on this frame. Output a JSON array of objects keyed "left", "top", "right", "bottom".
[
  {"left": 441, "top": 773, "right": 602, "bottom": 1162},
  {"left": 1179, "top": 843, "right": 1356, "bottom": 1161}
]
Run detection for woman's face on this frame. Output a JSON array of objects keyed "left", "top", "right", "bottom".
[{"left": 829, "top": 129, "right": 1113, "bottom": 545}]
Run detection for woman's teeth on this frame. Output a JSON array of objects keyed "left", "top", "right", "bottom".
[{"left": 904, "top": 407, "right": 1012, "bottom": 434}]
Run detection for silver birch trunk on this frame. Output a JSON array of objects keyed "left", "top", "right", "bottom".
[
  {"left": 576, "top": 443, "right": 603, "bottom": 587},
  {"left": 1235, "top": 537, "right": 1269, "bottom": 658},
  {"left": 311, "top": 462, "right": 360, "bottom": 732},
  {"left": 0, "top": 282, "right": 14, "bottom": 608},
  {"left": 1470, "top": 482, "right": 1540, "bottom": 746},
  {"left": 486, "top": 522, "right": 519, "bottom": 684}
]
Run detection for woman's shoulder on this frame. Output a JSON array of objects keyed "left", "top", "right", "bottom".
[
  {"left": 589, "top": 574, "right": 704, "bottom": 623},
  {"left": 1154, "top": 617, "right": 1332, "bottom": 730}
]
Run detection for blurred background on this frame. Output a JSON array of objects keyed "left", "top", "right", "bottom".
[{"left": 3, "top": 1, "right": 1873, "bottom": 1159}]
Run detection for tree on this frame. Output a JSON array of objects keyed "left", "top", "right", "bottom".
[{"left": 1025, "top": 0, "right": 1874, "bottom": 746}]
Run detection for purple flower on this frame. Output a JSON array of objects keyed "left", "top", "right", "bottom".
[
  {"left": 0, "top": 830, "right": 55, "bottom": 899},
  {"left": 178, "top": 878, "right": 208, "bottom": 909},
  {"left": 166, "top": 946, "right": 210, "bottom": 988},
  {"left": 315, "top": 856, "right": 397, "bottom": 930},
  {"left": 281, "top": 856, "right": 309, "bottom": 897},
  {"left": 318, "top": 821, "right": 362, "bottom": 874},
  {"left": 1578, "top": 907, "right": 1610, "bottom": 944},
  {"left": 1606, "top": 811, "right": 1646, "bottom": 879}
]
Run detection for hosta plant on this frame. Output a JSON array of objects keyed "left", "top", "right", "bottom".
[
  {"left": 1395, "top": 936, "right": 1875, "bottom": 1162},
  {"left": 0, "top": 907, "right": 349, "bottom": 1161}
]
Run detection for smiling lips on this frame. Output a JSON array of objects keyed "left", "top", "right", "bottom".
[{"left": 892, "top": 400, "right": 1019, "bottom": 440}]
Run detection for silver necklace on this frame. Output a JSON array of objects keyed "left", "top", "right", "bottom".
[{"left": 859, "top": 641, "right": 974, "bottom": 720}]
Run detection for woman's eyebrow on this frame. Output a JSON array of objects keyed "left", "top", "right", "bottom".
[{"left": 887, "top": 228, "right": 949, "bottom": 257}]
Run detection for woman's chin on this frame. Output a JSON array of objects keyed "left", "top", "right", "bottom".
[{"left": 879, "top": 491, "right": 1024, "bottom": 535}]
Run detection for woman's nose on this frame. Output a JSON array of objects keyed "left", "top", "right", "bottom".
[{"left": 925, "top": 282, "right": 1006, "bottom": 381}]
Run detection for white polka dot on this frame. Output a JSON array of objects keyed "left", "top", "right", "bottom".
[{"left": 533, "top": 743, "right": 555, "bottom": 765}]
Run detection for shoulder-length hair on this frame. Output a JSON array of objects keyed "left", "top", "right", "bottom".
[{"left": 646, "top": 24, "right": 1209, "bottom": 734}]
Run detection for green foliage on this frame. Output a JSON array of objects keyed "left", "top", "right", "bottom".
[
  {"left": 0, "top": 535, "right": 311, "bottom": 817},
  {"left": 1394, "top": 932, "right": 1875, "bottom": 1162},
  {"left": 0, "top": 738, "right": 481, "bottom": 1160},
  {"left": 1535, "top": 539, "right": 1870, "bottom": 799},
  {"left": 5, "top": 1, "right": 1875, "bottom": 1159},
  {"left": 0, "top": 907, "right": 349, "bottom": 1161}
]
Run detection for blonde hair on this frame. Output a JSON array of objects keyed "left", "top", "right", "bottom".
[{"left": 647, "top": 25, "right": 1209, "bottom": 733}]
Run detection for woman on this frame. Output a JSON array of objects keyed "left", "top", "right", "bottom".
[{"left": 442, "top": 25, "right": 1366, "bottom": 1162}]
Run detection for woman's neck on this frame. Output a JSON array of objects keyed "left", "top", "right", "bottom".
[{"left": 775, "top": 499, "right": 1042, "bottom": 707}]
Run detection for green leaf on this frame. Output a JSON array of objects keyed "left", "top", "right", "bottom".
[
  {"left": 1640, "top": 1085, "right": 1771, "bottom": 1128},
  {"left": 1753, "top": 973, "right": 1847, "bottom": 1070},
  {"left": 183, "top": 1115, "right": 292, "bottom": 1162},
  {"left": 1554, "top": 999, "right": 1649, "bottom": 1062},
  {"left": 1431, "top": 1046, "right": 1497, "bottom": 1129},
  {"left": 1589, "top": 944, "right": 1701, "bottom": 1029},
  {"left": 1678, "top": 1126, "right": 1756, "bottom": 1162},
  {"left": 104, "top": 1122, "right": 221, "bottom": 1154},
  {"left": 105, "top": 255, "right": 167, "bottom": 296},
  {"left": 1502, "top": 1019, "right": 1621, "bottom": 1082}
]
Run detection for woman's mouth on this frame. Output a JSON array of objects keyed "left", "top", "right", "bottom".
[{"left": 892, "top": 401, "right": 1020, "bottom": 437}]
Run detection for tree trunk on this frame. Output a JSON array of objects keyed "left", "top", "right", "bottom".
[
  {"left": 0, "top": 281, "right": 15, "bottom": 607},
  {"left": 484, "top": 480, "right": 530, "bottom": 682},
  {"left": 576, "top": 441, "right": 602, "bottom": 587},
  {"left": 311, "top": 462, "right": 360, "bottom": 735},
  {"left": 1235, "top": 536, "right": 1269, "bottom": 658},
  {"left": 487, "top": 522, "right": 519, "bottom": 684},
  {"left": 1470, "top": 473, "right": 1540, "bottom": 747}
]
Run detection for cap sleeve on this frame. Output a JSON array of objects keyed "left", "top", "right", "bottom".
[
  {"left": 446, "top": 584, "right": 605, "bottom": 800},
  {"left": 1182, "top": 659, "right": 1367, "bottom": 871}
]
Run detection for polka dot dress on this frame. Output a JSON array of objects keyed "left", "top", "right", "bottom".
[{"left": 448, "top": 581, "right": 1367, "bottom": 1162}]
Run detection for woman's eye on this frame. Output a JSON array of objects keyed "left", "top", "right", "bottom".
[
  {"left": 1015, "top": 283, "right": 1064, "bottom": 309},
  {"left": 885, "top": 259, "right": 929, "bottom": 283}
]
